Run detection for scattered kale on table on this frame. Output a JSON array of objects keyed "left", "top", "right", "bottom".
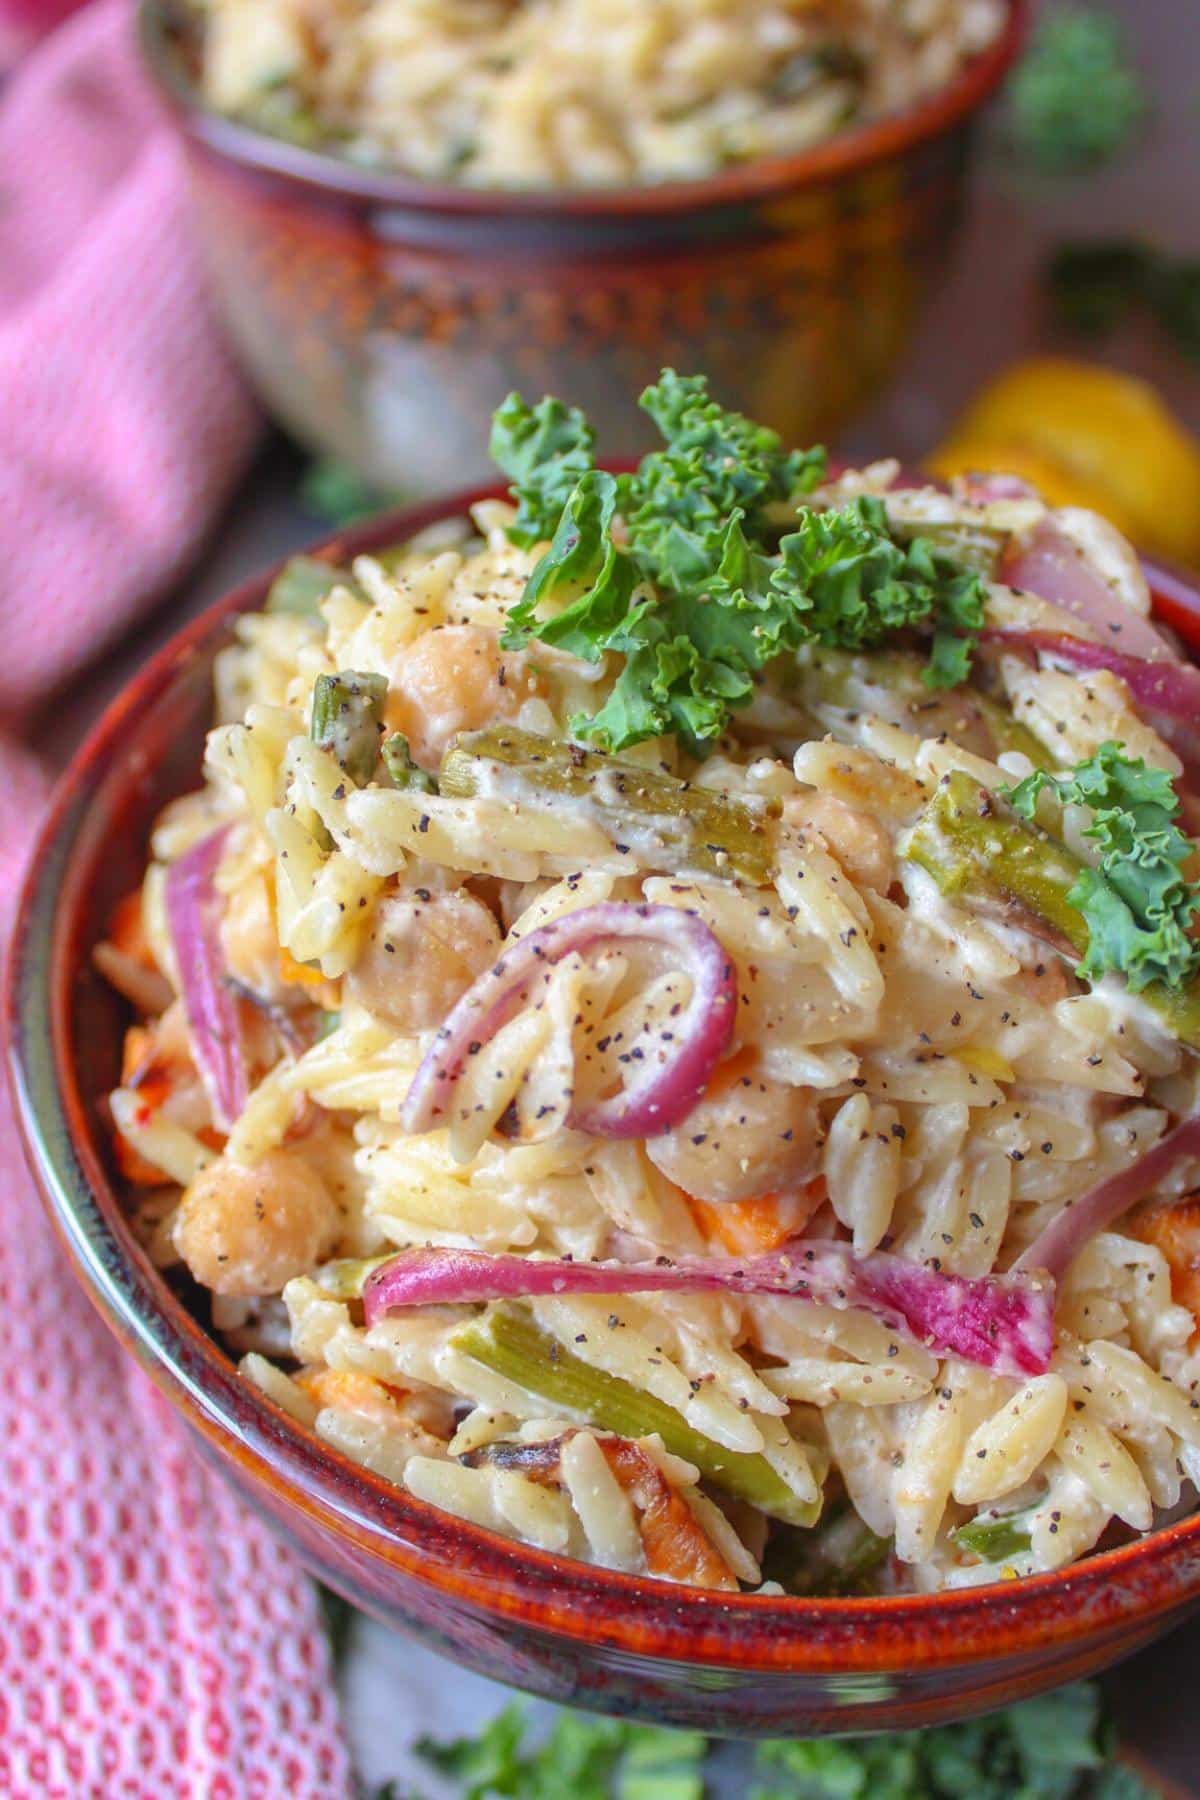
[{"left": 360, "top": 1680, "right": 1155, "bottom": 1800}]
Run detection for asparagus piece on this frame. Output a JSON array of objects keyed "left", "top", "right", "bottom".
[
  {"left": 952, "top": 1509, "right": 1034, "bottom": 1562},
  {"left": 820, "top": 1522, "right": 891, "bottom": 1594},
  {"left": 382, "top": 732, "right": 437, "bottom": 793},
  {"left": 900, "top": 770, "right": 1200, "bottom": 1048},
  {"left": 449, "top": 1304, "right": 821, "bottom": 1527},
  {"left": 439, "top": 727, "right": 779, "bottom": 886},
  {"left": 266, "top": 554, "right": 359, "bottom": 617},
  {"left": 311, "top": 671, "right": 388, "bottom": 785},
  {"left": 782, "top": 646, "right": 1048, "bottom": 770},
  {"left": 901, "top": 769, "right": 1084, "bottom": 949},
  {"left": 974, "top": 694, "right": 1054, "bottom": 770},
  {"left": 762, "top": 1493, "right": 891, "bottom": 1595}
]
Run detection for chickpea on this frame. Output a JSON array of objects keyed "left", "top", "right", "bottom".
[
  {"left": 346, "top": 889, "right": 501, "bottom": 1033},
  {"left": 645, "top": 1056, "right": 821, "bottom": 1205},
  {"left": 385, "top": 625, "right": 542, "bottom": 768},
  {"left": 174, "top": 1148, "right": 341, "bottom": 1296},
  {"left": 782, "top": 791, "right": 895, "bottom": 893}
]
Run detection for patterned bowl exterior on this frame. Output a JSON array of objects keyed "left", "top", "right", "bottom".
[
  {"left": 138, "top": 1, "right": 1024, "bottom": 494},
  {"left": 10, "top": 490, "right": 1200, "bottom": 1735}
]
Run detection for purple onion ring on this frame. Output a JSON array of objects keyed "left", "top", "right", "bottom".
[{"left": 400, "top": 901, "right": 737, "bottom": 1141}]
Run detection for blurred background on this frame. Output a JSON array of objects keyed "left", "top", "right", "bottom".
[{"left": 28, "top": 0, "right": 1199, "bottom": 759}]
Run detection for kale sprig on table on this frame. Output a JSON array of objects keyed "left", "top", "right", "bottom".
[
  {"left": 491, "top": 372, "right": 987, "bottom": 755},
  {"left": 1006, "top": 5, "right": 1147, "bottom": 176},
  {"left": 367, "top": 1678, "right": 1154, "bottom": 1800}
]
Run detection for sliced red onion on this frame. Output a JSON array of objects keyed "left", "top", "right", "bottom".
[
  {"left": 364, "top": 1241, "right": 1055, "bottom": 1378},
  {"left": 164, "top": 826, "right": 247, "bottom": 1133},
  {"left": 1017, "top": 1112, "right": 1200, "bottom": 1282},
  {"left": 400, "top": 902, "right": 737, "bottom": 1141},
  {"left": 1000, "top": 521, "right": 1172, "bottom": 663},
  {"left": 983, "top": 628, "right": 1200, "bottom": 782}
]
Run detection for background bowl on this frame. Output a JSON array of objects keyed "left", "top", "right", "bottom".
[
  {"left": 11, "top": 487, "right": 1200, "bottom": 1736},
  {"left": 139, "top": 0, "right": 1024, "bottom": 495}
]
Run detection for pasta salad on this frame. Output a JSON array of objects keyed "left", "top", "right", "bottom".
[
  {"left": 195, "top": 0, "right": 1005, "bottom": 187},
  {"left": 101, "top": 372, "right": 1200, "bottom": 1595}
]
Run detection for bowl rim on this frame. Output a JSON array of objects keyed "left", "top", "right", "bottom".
[
  {"left": 137, "top": 0, "right": 1026, "bottom": 219},
  {"left": 11, "top": 480, "right": 1200, "bottom": 1673}
]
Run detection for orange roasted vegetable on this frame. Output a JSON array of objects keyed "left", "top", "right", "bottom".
[
  {"left": 689, "top": 1178, "right": 829, "bottom": 1256},
  {"left": 471, "top": 1431, "right": 739, "bottom": 1591},
  {"left": 1129, "top": 1195, "right": 1200, "bottom": 1345}
]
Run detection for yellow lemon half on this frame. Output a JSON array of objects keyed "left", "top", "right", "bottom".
[{"left": 928, "top": 358, "right": 1200, "bottom": 566}]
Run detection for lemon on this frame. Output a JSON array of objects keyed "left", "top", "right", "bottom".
[{"left": 928, "top": 358, "right": 1200, "bottom": 566}]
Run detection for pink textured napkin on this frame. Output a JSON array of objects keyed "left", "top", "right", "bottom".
[
  {"left": 0, "top": 6, "right": 353, "bottom": 1795},
  {"left": 0, "top": 0, "right": 262, "bottom": 715}
]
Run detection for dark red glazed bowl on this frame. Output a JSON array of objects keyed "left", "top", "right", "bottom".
[
  {"left": 12, "top": 491, "right": 1200, "bottom": 1737},
  {"left": 138, "top": 0, "right": 1023, "bottom": 495}
]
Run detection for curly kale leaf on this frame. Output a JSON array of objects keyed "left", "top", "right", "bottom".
[
  {"left": 501, "top": 471, "right": 638, "bottom": 661},
  {"left": 626, "top": 370, "right": 827, "bottom": 586},
  {"left": 773, "top": 498, "right": 986, "bottom": 687},
  {"left": 1008, "top": 6, "right": 1146, "bottom": 176},
  {"left": 494, "top": 375, "right": 984, "bottom": 752},
  {"left": 489, "top": 391, "right": 596, "bottom": 549},
  {"left": 1004, "top": 743, "right": 1200, "bottom": 994}
]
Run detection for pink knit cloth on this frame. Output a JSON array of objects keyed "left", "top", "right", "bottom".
[{"left": 0, "top": 6, "right": 353, "bottom": 1794}]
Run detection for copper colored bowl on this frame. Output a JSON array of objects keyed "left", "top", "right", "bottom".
[
  {"left": 139, "top": 1, "right": 1024, "bottom": 495},
  {"left": 12, "top": 492, "right": 1200, "bottom": 1737}
]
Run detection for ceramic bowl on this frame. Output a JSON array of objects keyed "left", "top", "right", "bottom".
[
  {"left": 12, "top": 493, "right": 1200, "bottom": 1737},
  {"left": 138, "top": 0, "right": 1023, "bottom": 495}
]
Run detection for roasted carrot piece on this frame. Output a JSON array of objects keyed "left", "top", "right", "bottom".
[
  {"left": 277, "top": 945, "right": 332, "bottom": 995},
  {"left": 113, "top": 1027, "right": 178, "bottom": 1184},
  {"left": 598, "top": 1438, "right": 739, "bottom": 1591},
  {"left": 295, "top": 1368, "right": 408, "bottom": 1412},
  {"left": 1130, "top": 1196, "right": 1200, "bottom": 1342},
  {"left": 469, "top": 1431, "right": 739, "bottom": 1591},
  {"left": 689, "top": 1178, "right": 828, "bottom": 1256}
]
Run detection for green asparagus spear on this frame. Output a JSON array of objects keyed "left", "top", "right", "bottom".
[
  {"left": 902, "top": 769, "right": 1086, "bottom": 950},
  {"left": 382, "top": 732, "right": 437, "bottom": 793},
  {"left": 952, "top": 1508, "right": 1034, "bottom": 1562},
  {"left": 973, "top": 694, "right": 1055, "bottom": 770},
  {"left": 266, "top": 554, "right": 359, "bottom": 617},
  {"left": 780, "top": 646, "right": 1050, "bottom": 769},
  {"left": 310, "top": 671, "right": 388, "bottom": 786},
  {"left": 819, "top": 1522, "right": 891, "bottom": 1594},
  {"left": 761, "top": 1492, "right": 891, "bottom": 1595},
  {"left": 449, "top": 1304, "right": 821, "bottom": 1527},
  {"left": 900, "top": 770, "right": 1200, "bottom": 1048},
  {"left": 439, "top": 727, "right": 779, "bottom": 886}
]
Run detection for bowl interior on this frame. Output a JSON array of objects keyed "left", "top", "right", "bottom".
[{"left": 11, "top": 491, "right": 1200, "bottom": 1674}]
